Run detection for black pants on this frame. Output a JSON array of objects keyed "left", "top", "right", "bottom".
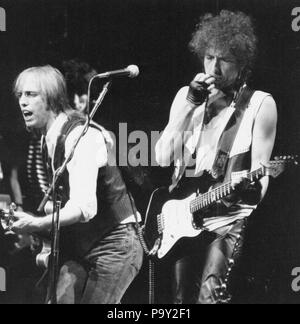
[{"left": 171, "top": 219, "right": 247, "bottom": 304}]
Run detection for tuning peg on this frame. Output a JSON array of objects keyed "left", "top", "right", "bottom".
[{"left": 10, "top": 203, "right": 17, "bottom": 211}]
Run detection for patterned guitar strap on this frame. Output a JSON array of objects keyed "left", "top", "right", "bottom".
[
  {"left": 211, "top": 86, "right": 254, "bottom": 181},
  {"left": 169, "top": 86, "right": 254, "bottom": 191}
]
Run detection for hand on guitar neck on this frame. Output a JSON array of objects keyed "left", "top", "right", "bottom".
[
  {"left": 221, "top": 177, "right": 262, "bottom": 207},
  {"left": 0, "top": 201, "right": 47, "bottom": 235},
  {"left": 1, "top": 203, "right": 51, "bottom": 267},
  {"left": 0, "top": 203, "right": 41, "bottom": 254},
  {"left": 194, "top": 177, "right": 263, "bottom": 227}
]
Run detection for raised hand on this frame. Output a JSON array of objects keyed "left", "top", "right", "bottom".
[{"left": 186, "top": 73, "right": 225, "bottom": 107}]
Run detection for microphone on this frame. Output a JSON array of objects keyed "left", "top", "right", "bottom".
[{"left": 95, "top": 65, "right": 139, "bottom": 79}]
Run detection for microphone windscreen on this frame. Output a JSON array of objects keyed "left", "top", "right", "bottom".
[{"left": 127, "top": 65, "right": 139, "bottom": 78}]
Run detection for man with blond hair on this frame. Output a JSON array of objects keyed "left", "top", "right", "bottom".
[{"left": 10, "top": 65, "right": 143, "bottom": 304}]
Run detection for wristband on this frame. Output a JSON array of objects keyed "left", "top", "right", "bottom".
[{"left": 186, "top": 80, "right": 210, "bottom": 106}]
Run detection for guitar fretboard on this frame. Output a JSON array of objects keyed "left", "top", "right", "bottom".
[{"left": 190, "top": 167, "right": 265, "bottom": 213}]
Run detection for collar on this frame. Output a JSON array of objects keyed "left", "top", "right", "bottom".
[{"left": 44, "top": 112, "right": 68, "bottom": 157}]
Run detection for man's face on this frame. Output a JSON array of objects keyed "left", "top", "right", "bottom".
[
  {"left": 16, "top": 74, "right": 53, "bottom": 132},
  {"left": 204, "top": 48, "right": 241, "bottom": 91},
  {"left": 74, "top": 93, "right": 88, "bottom": 113}
]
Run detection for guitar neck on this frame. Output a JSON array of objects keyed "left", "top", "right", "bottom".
[
  {"left": 0, "top": 209, "right": 9, "bottom": 220},
  {"left": 190, "top": 166, "right": 265, "bottom": 213}
]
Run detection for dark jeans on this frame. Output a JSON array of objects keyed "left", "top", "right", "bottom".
[
  {"left": 55, "top": 223, "right": 143, "bottom": 304},
  {"left": 172, "top": 219, "right": 247, "bottom": 304}
]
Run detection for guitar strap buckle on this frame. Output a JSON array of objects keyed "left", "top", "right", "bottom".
[{"left": 211, "top": 149, "right": 229, "bottom": 180}]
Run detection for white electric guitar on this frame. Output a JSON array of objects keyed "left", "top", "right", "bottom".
[{"left": 143, "top": 156, "right": 298, "bottom": 259}]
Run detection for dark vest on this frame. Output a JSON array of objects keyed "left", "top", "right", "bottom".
[{"left": 44, "top": 114, "right": 135, "bottom": 258}]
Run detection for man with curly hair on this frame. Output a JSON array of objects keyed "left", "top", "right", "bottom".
[
  {"left": 156, "top": 10, "right": 277, "bottom": 303},
  {"left": 62, "top": 59, "right": 98, "bottom": 114}
]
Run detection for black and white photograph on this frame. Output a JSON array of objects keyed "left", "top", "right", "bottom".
[{"left": 0, "top": 0, "right": 300, "bottom": 308}]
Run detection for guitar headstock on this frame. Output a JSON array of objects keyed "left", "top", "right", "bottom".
[
  {"left": 264, "top": 155, "right": 298, "bottom": 179},
  {"left": 0, "top": 203, "right": 17, "bottom": 232}
]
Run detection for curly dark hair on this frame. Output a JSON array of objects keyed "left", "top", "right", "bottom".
[
  {"left": 62, "top": 59, "right": 97, "bottom": 97},
  {"left": 189, "top": 10, "right": 257, "bottom": 74}
]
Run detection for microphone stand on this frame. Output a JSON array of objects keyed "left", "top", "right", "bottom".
[
  {"left": 38, "top": 80, "right": 112, "bottom": 213},
  {"left": 42, "top": 80, "right": 112, "bottom": 304},
  {"left": 46, "top": 183, "right": 62, "bottom": 304}
]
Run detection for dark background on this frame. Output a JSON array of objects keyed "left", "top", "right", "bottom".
[{"left": 0, "top": 0, "right": 300, "bottom": 304}]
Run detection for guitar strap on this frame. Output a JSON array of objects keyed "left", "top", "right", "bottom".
[
  {"left": 211, "top": 86, "right": 254, "bottom": 181},
  {"left": 169, "top": 86, "right": 254, "bottom": 191}
]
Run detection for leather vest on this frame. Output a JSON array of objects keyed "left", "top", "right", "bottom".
[{"left": 44, "top": 114, "right": 135, "bottom": 258}]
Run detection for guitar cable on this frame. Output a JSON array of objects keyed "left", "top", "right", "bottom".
[{"left": 127, "top": 191, "right": 156, "bottom": 305}]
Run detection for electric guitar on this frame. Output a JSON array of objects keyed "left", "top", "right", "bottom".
[
  {"left": 0, "top": 204, "right": 51, "bottom": 268},
  {"left": 143, "top": 156, "right": 298, "bottom": 259}
]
